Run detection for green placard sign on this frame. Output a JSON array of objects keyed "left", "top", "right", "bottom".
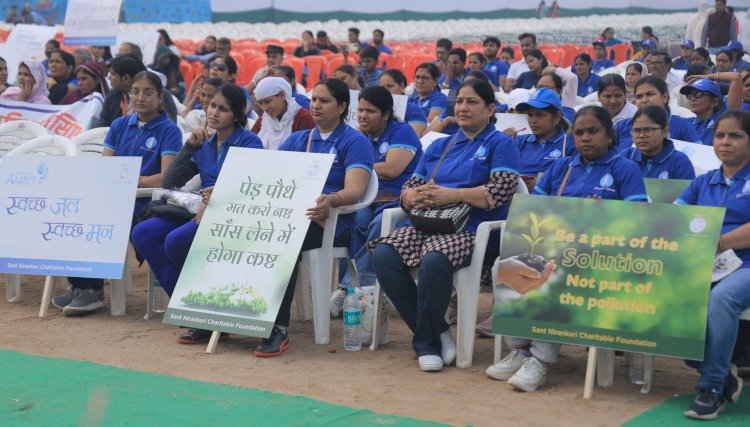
[
  {"left": 644, "top": 178, "right": 692, "bottom": 204},
  {"left": 493, "top": 194, "right": 725, "bottom": 360}
]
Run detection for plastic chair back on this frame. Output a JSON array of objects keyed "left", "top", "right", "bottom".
[
  {"left": 304, "top": 56, "right": 328, "bottom": 91},
  {"left": 282, "top": 57, "right": 305, "bottom": 84},
  {"left": 71, "top": 127, "right": 109, "bottom": 155},
  {"left": 6, "top": 135, "right": 78, "bottom": 157},
  {"left": 0, "top": 120, "right": 49, "bottom": 158}
]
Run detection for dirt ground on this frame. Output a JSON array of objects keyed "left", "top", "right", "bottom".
[{"left": 0, "top": 253, "right": 702, "bottom": 427}]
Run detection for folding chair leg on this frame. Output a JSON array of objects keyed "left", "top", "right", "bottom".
[
  {"left": 584, "top": 347, "right": 598, "bottom": 399},
  {"left": 494, "top": 335, "right": 504, "bottom": 363},
  {"left": 206, "top": 331, "right": 221, "bottom": 354},
  {"left": 369, "top": 283, "right": 383, "bottom": 351},
  {"left": 39, "top": 275, "right": 54, "bottom": 318},
  {"left": 596, "top": 349, "right": 615, "bottom": 387},
  {"left": 641, "top": 355, "right": 654, "bottom": 394},
  {"left": 310, "top": 251, "right": 331, "bottom": 345},
  {"left": 144, "top": 270, "right": 155, "bottom": 320},
  {"left": 455, "top": 280, "right": 480, "bottom": 368},
  {"left": 110, "top": 260, "right": 128, "bottom": 316},
  {"left": 6, "top": 274, "right": 21, "bottom": 303},
  {"left": 294, "top": 257, "right": 313, "bottom": 321}
]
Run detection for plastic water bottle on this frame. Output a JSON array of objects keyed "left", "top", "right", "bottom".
[
  {"left": 343, "top": 288, "right": 362, "bottom": 351},
  {"left": 151, "top": 273, "right": 169, "bottom": 314},
  {"left": 628, "top": 353, "right": 644, "bottom": 385}
]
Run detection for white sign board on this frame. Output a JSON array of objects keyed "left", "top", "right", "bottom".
[
  {"left": 6, "top": 24, "right": 58, "bottom": 62},
  {"left": 64, "top": 0, "right": 123, "bottom": 46},
  {"left": 346, "top": 89, "right": 408, "bottom": 129},
  {"left": 163, "top": 148, "right": 334, "bottom": 338},
  {"left": 0, "top": 94, "right": 104, "bottom": 139},
  {"left": 672, "top": 139, "right": 721, "bottom": 176},
  {"left": 114, "top": 31, "right": 160, "bottom": 65},
  {"left": 0, "top": 156, "right": 141, "bottom": 279},
  {"left": 495, "top": 113, "right": 532, "bottom": 135},
  {"left": 420, "top": 131, "right": 448, "bottom": 152}
]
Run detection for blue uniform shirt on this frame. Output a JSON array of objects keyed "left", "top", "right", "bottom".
[
  {"left": 438, "top": 70, "right": 470, "bottom": 90},
  {"left": 413, "top": 125, "right": 521, "bottom": 232},
  {"left": 435, "top": 109, "right": 460, "bottom": 135},
  {"left": 620, "top": 140, "right": 696, "bottom": 180},
  {"left": 671, "top": 57, "right": 690, "bottom": 71},
  {"left": 404, "top": 103, "right": 427, "bottom": 127},
  {"left": 692, "top": 111, "right": 722, "bottom": 146},
  {"left": 294, "top": 92, "right": 310, "bottom": 110},
  {"left": 408, "top": 88, "right": 447, "bottom": 118},
  {"left": 280, "top": 122, "right": 374, "bottom": 235},
  {"left": 103, "top": 112, "right": 182, "bottom": 177},
  {"left": 485, "top": 59, "right": 509, "bottom": 87},
  {"left": 592, "top": 59, "right": 615, "bottom": 72},
  {"left": 562, "top": 106, "right": 576, "bottom": 125},
  {"left": 369, "top": 121, "right": 423, "bottom": 195},
  {"left": 577, "top": 73, "right": 601, "bottom": 97},
  {"left": 534, "top": 149, "right": 648, "bottom": 201},
  {"left": 516, "top": 127, "right": 575, "bottom": 176},
  {"left": 192, "top": 127, "right": 263, "bottom": 188},
  {"left": 360, "top": 68, "right": 384, "bottom": 88},
  {"left": 615, "top": 113, "right": 702, "bottom": 151},
  {"left": 676, "top": 162, "right": 750, "bottom": 268}
]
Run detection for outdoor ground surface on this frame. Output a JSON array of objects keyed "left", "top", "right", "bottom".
[{"left": 1, "top": 253, "right": 748, "bottom": 426}]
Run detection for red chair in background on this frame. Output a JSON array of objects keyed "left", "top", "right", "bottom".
[
  {"left": 608, "top": 44, "right": 634, "bottom": 64},
  {"left": 304, "top": 56, "right": 328, "bottom": 90},
  {"left": 282, "top": 57, "right": 305, "bottom": 83}
]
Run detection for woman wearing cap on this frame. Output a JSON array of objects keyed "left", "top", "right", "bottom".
[
  {"left": 514, "top": 49, "right": 548, "bottom": 90},
  {"left": 620, "top": 105, "right": 695, "bottom": 180},
  {"left": 488, "top": 106, "right": 646, "bottom": 392},
  {"left": 573, "top": 53, "right": 600, "bottom": 98},
  {"left": 678, "top": 109, "right": 750, "bottom": 420},
  {"left": 59, "top": 62, "right": 109, "bottom": 104},
  {"left": 408, "top": 62, "right": 447, "bottom": 124},
  {"left": 632, "top": 39, "right": 655, "bottom": 63},
  {"left": 598, "top": 74, "right": 637, "bottom": 126},
  {"left": 251, "top": 76, "right": 315, "bottom": 150},
  {"left": 614, "top": 76, "right": 702, "bottom": 150},
  {"left": 0, "top": 60, "right": 49, "bottom": 104},
  {"left": 379, "top": 69, "right": 428, "bottom": 136},
  {"left": 682, "top": 71, "right": 744, "bottom": 145},
  {"left": 591, "top": 42, "right": 615, "bottom": 72},
  {"left": 534, "top": 68, "right": 577, "bottom": 123},
  {"left": 673, "top": 40, "right": 695, "bottom": 71}
]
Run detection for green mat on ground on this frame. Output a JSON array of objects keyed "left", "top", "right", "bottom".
[
  {"left": 0, "top": 350, "right": 446, "bottom": 426},
  {"left": 623, "top": 386, "right": 750, "bottom": 426}
]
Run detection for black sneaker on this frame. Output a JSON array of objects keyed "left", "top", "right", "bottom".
[
  {"left": 724, "top": 364, "right": 744, "bottom": 404},
  {"left": 254, "top": 326, "right": 289, "bottom": 357},
  {"left": 685, "top": 389, "right": 725, "bottom": 420}
]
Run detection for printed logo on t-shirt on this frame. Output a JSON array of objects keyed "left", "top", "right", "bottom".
[
  {"left": 145, "top": 137, "right": 157, "bottom": 150},
  {"left": 548, "top": 149, "right": 562, "bottom": 159},
  {"left": 741, "top": 179, "right": 750, "bottom": 195},
  {"left": 658, "top": 171, "right": 669, "bottom": 179},
  {"left": 599, "top": 173, "right": 614, "bottom": 188},
  {"left": 379, "top": 142, "right": 390, "bottom": 155},
  {"left": 472, "top": 145, "right": 487, "bottom": 161}
]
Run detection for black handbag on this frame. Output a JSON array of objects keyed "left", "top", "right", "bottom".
[{"left": 408, "top": 135, "right": 471, "bottom": 234}]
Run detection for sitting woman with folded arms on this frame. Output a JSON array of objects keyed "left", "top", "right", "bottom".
[
  {"left": 0, "top": 60, "right": 49, "bottom": 103},
  {"left": 254, "top": 78, "right": 374, "bottom": 357},
  {"left": 131, "top": 83, "right": 263, "bottom": 344},
  {"left": 620, "top": 105, "right": 695, "bottom": 180},
  {"left": 486, "top": 106, "right": 647, "bottom": 392},
  {"left": 251, "top": 76, "right": 315, "bottom": 149},
  {"left": 372, "top": 79, "right": 521, "bottom": 372},
  {"left": 379, "top": 69, "right": 428, "bottom": 136},
  {"left": 59, "top": 62, "right": 109, "bottom": 104},
  {"left": 679, "top": 109, "right": 750, "bottom": 420}
]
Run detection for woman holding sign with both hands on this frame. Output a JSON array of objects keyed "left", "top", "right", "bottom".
[{"left": 486, "top": 106, "right": 647, "bottom": 392}]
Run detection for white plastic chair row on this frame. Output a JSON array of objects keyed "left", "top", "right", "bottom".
[
  {"left": 369, "top": 177, "right": 528, "bottom": 368},
  {"left": 293, "top": 172, "right": 379, "bottom": 345}
]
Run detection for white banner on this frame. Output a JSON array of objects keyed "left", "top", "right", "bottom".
[
  {"left": 0, "top": 156, "right": 141, "bottom": 279},
  {"left": 64, "top": 0, "right": 123, "bottom": 46},
  {"left": 114, "top": 31, "right": 159, "bottom": 66},
  {"left": 6, "top": 24, "right": 58, "bottom": 63},
  {"left": 0, "top": 94, "right": 104, "bottom": 139},
  {"left": 495, "top": 113, "right": 532, "bottom": 135},
  {"left": 163, "top": 148, "right": 334, "bottom": 338}
]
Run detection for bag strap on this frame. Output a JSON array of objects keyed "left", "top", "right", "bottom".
[
  {"left": 557, "top": 166, "right": 573, "bottom": 197},
  {"left": 428, "top": 135, "right": 459, "bottom": 182},
  {"left": 562, "top": 133, "right": 567, "bottom": 158},
  {"left": 306, "top": 129, "right": 315, "bottom": 153}
]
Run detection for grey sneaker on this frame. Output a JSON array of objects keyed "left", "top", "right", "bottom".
[
  {"left": 62, "top": 289, "right": 104, "bottom": 316},
  {"left": 508, "top": 357, "right": 548, "bottom": 392},
  {"left": 51, "top": 289, "right": 75, "bottom": 310},
  {"left": 330, "top": 288, "right": 347, "bottom": 318},
  {"left": 486, "top": 349, "right": 530, "bottom": 380}
]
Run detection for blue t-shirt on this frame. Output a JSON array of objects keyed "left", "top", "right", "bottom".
[
  {"left": 408, "top": 88, "right": 447, "bottom": 118},
  {"left": 103, "top": 112, "right": 182, "bottom": 177},
  {"left": 435, "top": 109, "right": 460, "bottom": 135},
  {"left": 377, "top": 44, "right": 393, "bottom": 55},
  {"left": 692, "top": 111, "right": 722, "bottom": 146},
  {"left": 534, "top": 149, "right": 648, "bottom": 202},
  {"left": 413, "top": 125, "right": 521, "bottom": 232},
  {"left": 359, "top": 68, "right": 384, "bottom": 88},
  {"left": 404, "top": 103, "right": 427, "bottom": 127},
  {"left": 279, "top": 122, "right": 374, "bottom": 235},
  {"left": 368, "top": 121, "right": 422, "bottom": 195},
  {"left": 516, "top": 128, "right": 576, "bottom": 176},
  {"left": 514, "top": 71, "right": 540, "bottom": 90},
  {"left": 671, "top": 57, "right": 690, "bottom": 71},
  {"left": 485, "top": 59, "right": 509, "bottom": 80},
  {"left": 438, "top": 69, "right": 470, "bottom": 90},
  {"left": 294, "top": 92, "right": 310, "bottom": 110},
  {"left": 562, "top": 106, "right": 576, "bottom": 125},
  {"left": 620, "top": 140, "right": 696, "bottom": 180},
  {"left": 676, "top": 162, "right": 750, "bottom": 268},
  {"left": 615, "top": 114, "right": 702, "bottom": 151},
  {"left": 192, "top": 127, "right": 263, "bottom": 188},
  {"left": 577, "top": 73, "right": 601, "bottom": 97},
  {"left": 592, "top": 59, "right": 615, "bottom": 73}
]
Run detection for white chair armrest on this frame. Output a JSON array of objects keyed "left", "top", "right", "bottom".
[
  {"left": 381, "top": 208, "right": 409, "bottom": 237},
  {"left": 469, "top": 220, "right": 506, "bottom": 268},
  {"left": 136, "top": 188, "right": 161, "bottom": 199}
]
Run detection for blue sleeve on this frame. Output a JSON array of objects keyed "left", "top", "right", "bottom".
[
  {"left": 489, "top": 132, "right": 521, "bottom": 175},
  {"left": 675, "top": 174, "right": 704, "bottom": 205},
  {"left": 496, "top": 62, "right": 509, "bottom": 78},
  {"left": 279, "top": 131, "right": 306, "bottom": 152},
  {"left": 238, "top": 131, "right": 264, "bottom": 150},
  {"left": 483, "top": 68, "right": 500, "bottom": 87},
  {"left": 342, "top": 134, "right": 374, "bottom": 173},
  {"left": 616, "top": 159, "right": 649, "bottom": 202},
  {"left": 405, "top": 104, "right": 427, "bottom": 126},
  {"left": 160, "top": 125, "right": 183, "bottom": 156},
  {"left": 614, "top": 120, "right": 633, "bottom": 151},
  {"left": 388, "top": 124, "right": 421, "bottom": 155},
  {"left": 533, "top": 161, "right": 559, "bottom": 195},
  {"left": 673, "top": 152, "right": 697, "bottom": 180},
  {"left": 674, "top": 117, "right": 703, "bottom": 144},
  {"left": 430, "top": 94, "right": 447, "bottom": 113},
  {"left": 102, "top": 121, "right": 118, "bottom": 152}
]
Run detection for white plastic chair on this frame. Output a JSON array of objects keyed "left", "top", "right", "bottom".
[
  {"left": 369, "top": 177, "right": 528, "bottom": 369},
  {"left": 293, "top": 172, "right": 379, "bottom": 345},
  {"left": 71, "top": 127, "right": 109, "bottom": 155},
  {"left": 0, "top": 120, "right": 49, "bottom": 159}
]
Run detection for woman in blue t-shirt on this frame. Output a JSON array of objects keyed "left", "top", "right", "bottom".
[
  {"left": 408, "top": 62, "right": 447, "bottom": 124},
  {"left": 678, "top": 110, "right": 750, "bottom": 420},
  {"left": 620, "top": 105, "right": 695, "bottom": 180},
  {"left": 514, "top": 49, "right": 548, "bottom": 90},
  {"left": 486, "top": 106, "right": 647, "bottom": 392},
  {"left": 130, "top": 83, "right": 263, "bottom": 343},
  {"left": 573, "top": 53, "right": 601, "bottom": 98},
  {"left": 372, "top": 79, "right": 521, "bottom": 372}
]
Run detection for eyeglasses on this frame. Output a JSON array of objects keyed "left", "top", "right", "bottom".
[
  {"left": 128, "top": 89, "right": 157, "bottom": 100},
  {"left": 686, "top": 92, "right": 710, "bottom": 100},
  {"left": 629, "top": 127, "right": 662, "bottom": 137},
  {"left": 413, "top": 75, "right": 433, "bottom": 81},
  {"left": 210, "top": 62, "right": 228, "bottom": 72}
]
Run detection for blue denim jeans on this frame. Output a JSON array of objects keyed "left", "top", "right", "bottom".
[
  {"left": 686, "top": 267, "right": 750, "bottom": 393},
  {"left": 373, "top": 243, "right": 470, "bottom": 357}
]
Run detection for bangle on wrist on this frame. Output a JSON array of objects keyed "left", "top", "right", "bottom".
[
  {"left": 459, "top": 188, "right": 464, "bottom": 203},
  {"left": 330, "top": 192, "right": 342, "bottom": 207}
]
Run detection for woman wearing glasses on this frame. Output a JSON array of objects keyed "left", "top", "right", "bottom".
[
  {"left": 680, "top": 73, "right": 744, "bottom": 145},
  {"left": 408, "top": 62, "right": 447, "bottom": 124}
]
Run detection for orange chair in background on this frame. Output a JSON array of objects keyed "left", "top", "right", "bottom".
[
  {"left": 245, "top": 56, "right": 268, "bottom": 84},
  {"left": 325, "top": 56, "right": 345, "bottom": 77},
  {"left": 304, "top": 55, "right": 328, "bottom": 90},
  {"left": 608, "top": 44, "right": 633, "bottom": 64},
  {"left": 540, "top": 48, "right": 566, "bottom": 67},
  {"left": 404, "top": 55, "right": 435, "bottom": 84},
  {"left": 179, "top": 61, "right": 194, "bottom": 87},
  {"left": 282, "top": 57, "right": 305, "bottom": 83}
]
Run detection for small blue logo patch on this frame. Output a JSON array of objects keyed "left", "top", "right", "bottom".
[
  {"left": 145, "top": 137, "right": 157, "bottom": 149},
  {"left": 658, "top": 171, "right": 669, "bottom": 179},
  {"left": 549, "top": 149, "right": 562, "bottom": 158},
  {"left": 379, "top": 142, "right": 389, "bottom": 155},
  {"left": 474, "top": 145, "right": 487, "bottom": 158},
  {"left": 600, "top": 173, "right": 614, "bottom": 187}
]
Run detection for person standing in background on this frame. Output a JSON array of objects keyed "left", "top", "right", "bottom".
[{"left": 701, "top": 0, "right": 738, "bottom": 54}]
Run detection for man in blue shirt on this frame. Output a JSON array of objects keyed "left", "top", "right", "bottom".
[
  {"left": 439, "top": 48, "right": 470, "bottom": 90},
  {"left": 358, "top": 47, "right": 384, "bottom": 88},
  {"left": 672, "top": 40, "right": 695, "bottom": 71},
  {"left": 483, "top": 37, "right": 510, "bottom": 89},
  {"left": 372, "top": 29, "right": 393, "bottom": 55}
]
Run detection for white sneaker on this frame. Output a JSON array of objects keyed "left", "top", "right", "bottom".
[
  {"left": 486, "top": 349, "right": 530, "bottom": 380},
  {"left": 440, "top": 329, "right": 456, "bottom": 366},
  {"left": 329, "top": 289, "right": 347, "bottom": 318},
  {"left": 418, "top": 355, "right": 444, "bottom": 371},
  {"left": 508, "top": 357, "right": 547, "bottom": 392}
]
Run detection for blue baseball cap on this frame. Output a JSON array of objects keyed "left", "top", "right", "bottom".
[
  {"left": 680, "top": 79, "right": 721, "bottom": 99},
  {"left": 726, "top": 40, "right": 745, "bottom": 51},
  {"left": 641, "top": 39, "right": 656, "bottom": 49},
  {"left": 516, "top": 87, "right": 563, "bottom": 113},
  {"left": 681, "top": 40, "right": 695, "bottom": 49}
]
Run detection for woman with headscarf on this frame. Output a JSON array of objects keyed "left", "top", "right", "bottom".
[
  {"left": 251, "top": 77, "right": 315, "bottom": 150},
  {"left": 59, "top": 62, "right": 109, "bottom": 105},
  {"left": 0, "top": 60, "right": 49, "bottom": 104}
]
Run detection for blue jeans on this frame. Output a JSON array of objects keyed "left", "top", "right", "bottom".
[
  {"left": 130, "top": 217, "right": 198, "bottom": 296},
  {"left": 686, "top": 268, "right": 750, "bottom": 393},
  {"left": 373, "top": 243, "right": 470, "bottom": 357}
]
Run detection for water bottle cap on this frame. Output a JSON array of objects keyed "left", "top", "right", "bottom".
[{"left": 347, "top": 287, "right": 355, "bottom": 294}]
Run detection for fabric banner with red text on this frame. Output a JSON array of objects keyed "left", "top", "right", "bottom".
[{"left": 0, "top": 93, "right": 104, "bottom": 139}]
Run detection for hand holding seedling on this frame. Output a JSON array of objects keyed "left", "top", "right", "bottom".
[{"left": 498, "top": 257, "right": 556, "bottom": 294}]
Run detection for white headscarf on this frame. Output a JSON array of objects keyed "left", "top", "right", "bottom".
[{"left": 255, "top": 77, "right": 301, "bottom": 150}]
